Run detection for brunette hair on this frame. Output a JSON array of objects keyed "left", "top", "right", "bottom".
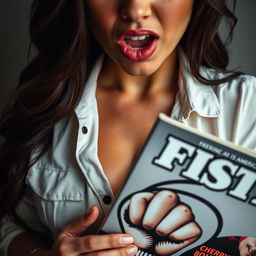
[{"left": 0, "top": 0, "right": 242, "bottom": 224}]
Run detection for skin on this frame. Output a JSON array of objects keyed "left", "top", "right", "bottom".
[
  {"left": 9, "top": 1, "right": 195, "bottom": 256},
  {"left": 85, "top": 0, "right": 194, "bottom": 76},
  {"left": 87, "top": 0, "right": 194, "bottom": 197}
]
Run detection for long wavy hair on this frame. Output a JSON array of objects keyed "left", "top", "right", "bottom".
[{"left": 0, "top": 0, "right": 242, "bottom": 225}]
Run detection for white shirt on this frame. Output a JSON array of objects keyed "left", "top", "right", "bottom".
[{"left": 1, "top": 51, "right": 256, "bottom": 255}]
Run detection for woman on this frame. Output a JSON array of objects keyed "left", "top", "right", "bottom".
[{"left": 0, "top": 0, "right": 255, "bottom": 256}]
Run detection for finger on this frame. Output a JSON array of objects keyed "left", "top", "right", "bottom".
[
  {"left": 61, "top": 206, "right": 100, "bottom": 237},
  {"left": 155, "top": 203, "right": 193, "bottom": 235},
  {"left": 129, "top": 192, "right": 154, "bottom": 225},
  {"left": 142, "top": 190, "right": 179, "bottom": 230},
  {"left": 169, "top": 221, "right": 202, "bottom": 241},
  {"left": 73, "top": 234, "right": 135, "bottom": 254},
  {"left": 84, "top": 245, "right": 138, "bottom": 256}
]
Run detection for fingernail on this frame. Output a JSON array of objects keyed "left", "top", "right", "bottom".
[
  {"left": 89, "top": 206, "right": 96, "bottom": 213},
  {"left": 127, "top": 246, "right": 138, "bottom": 255},
  {"left": 119, "top": 236, "right": 134, "bottom": 245}
]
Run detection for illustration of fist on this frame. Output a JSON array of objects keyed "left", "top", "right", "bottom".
[{"left": 119, "top": 190, "right": 202, "bottom": 255}]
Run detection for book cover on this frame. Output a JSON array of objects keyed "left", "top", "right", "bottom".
[{"left": 100, "top": 113, "right": 256, "bottom": 256}]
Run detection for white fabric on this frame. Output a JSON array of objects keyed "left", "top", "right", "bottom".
[{"left": 1, "top": 52, "right": 256, "bottom": 255}]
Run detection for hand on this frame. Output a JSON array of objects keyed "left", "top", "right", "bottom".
[
  {"left": 120, "top": 190, "right": 202, "bottom": 255},
  {"left": 239, "top": 237, "right": 256, "bottom": 256},
  {"left": 44, "top": 206, "right": 138, "bottom": 256}
]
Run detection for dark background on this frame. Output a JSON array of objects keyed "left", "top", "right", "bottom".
[{"left": 0, "top": 0, "right": 256, "bottom": 113}]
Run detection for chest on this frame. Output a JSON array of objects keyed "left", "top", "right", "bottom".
[{"left": 96, "top": 90, "right": 173, "bottom": 195}]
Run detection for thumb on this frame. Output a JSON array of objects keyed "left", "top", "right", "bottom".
[{"left": 61, "top": 206, "right": 100, "bottom": 237}]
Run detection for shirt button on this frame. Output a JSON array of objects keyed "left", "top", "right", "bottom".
[
  {"left": 103, "top": 195, "right": 112, "bottom": 205},
  {"left": 82, "top": 126, "right": 88, "bottom": 134}
]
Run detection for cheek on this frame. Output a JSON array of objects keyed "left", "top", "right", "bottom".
[
  {"left": 157, "top": 0, "right": 194, "bottom": 37},
  {"left": 86, "top": 2, "right": 117, "bottom": 33}
]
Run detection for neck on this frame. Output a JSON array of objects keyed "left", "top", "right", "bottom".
[{"left": 97, "top": 50, "right": 179, "bottom": 100}]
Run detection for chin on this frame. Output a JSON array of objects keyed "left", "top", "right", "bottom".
[{"left": 121, "top": 62, "right": 159, "bottom": 76}]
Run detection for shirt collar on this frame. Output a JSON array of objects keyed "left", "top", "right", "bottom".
[
  {"left": 177, "top": 48, "right": 221, "bottom": 120},
  {"left": 75, "top": 55, "right": 104, "bottom": 118},
  {"left": 75, "top": 50, "right": 221, "bottom": 120}
]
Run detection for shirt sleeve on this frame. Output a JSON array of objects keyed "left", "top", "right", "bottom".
[
  {"left": 0, "top": 216, "right": 26, "bottom": 256},
  {"left": 235, "top": 75, "right": 256, "bottom": 150},
  {"left": 0, "top": 186, "right": 50, "bottom": 256}
]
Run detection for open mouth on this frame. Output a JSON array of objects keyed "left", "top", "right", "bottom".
[
  {"left": 125, "top": 35, "right": 156, "bottom": 50},
  {"left": 117, "top": 30, "right": 159, "bottom": 61}
]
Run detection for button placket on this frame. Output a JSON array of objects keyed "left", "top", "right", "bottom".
[
  {"left": 82, "top": 126, "right": 88, "bottom": 134},
  {"left": 103, "top": 195, "right": 112, "bottom": 205}
]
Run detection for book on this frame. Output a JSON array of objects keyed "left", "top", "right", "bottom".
[{"left": 100, "top": 113, "right": 256, "bottom": 256}]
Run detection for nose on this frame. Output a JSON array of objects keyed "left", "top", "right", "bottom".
[{"left": 120, "top": 0, "right": 152, "bottom": 22}]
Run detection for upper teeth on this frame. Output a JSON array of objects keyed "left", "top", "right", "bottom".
[{"left": 129, "top": 35, "right": 149, "bottom": 40}]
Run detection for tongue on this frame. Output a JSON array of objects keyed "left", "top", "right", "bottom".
[{"left": 126, "top": 37, "right": 153, "bottom": 48}]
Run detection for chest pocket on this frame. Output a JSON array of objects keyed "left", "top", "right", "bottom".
[{"left": 26, "top": 165, "right": 85, "bottom": 201}]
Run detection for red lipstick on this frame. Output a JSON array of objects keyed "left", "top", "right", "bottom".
[{"left": 117, "top": 30, "right": 159, "bottom": 62}]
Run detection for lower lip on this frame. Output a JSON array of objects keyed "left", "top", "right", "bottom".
[{"left": 117, "top": 38, "right": 158, "bottom": 62}]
